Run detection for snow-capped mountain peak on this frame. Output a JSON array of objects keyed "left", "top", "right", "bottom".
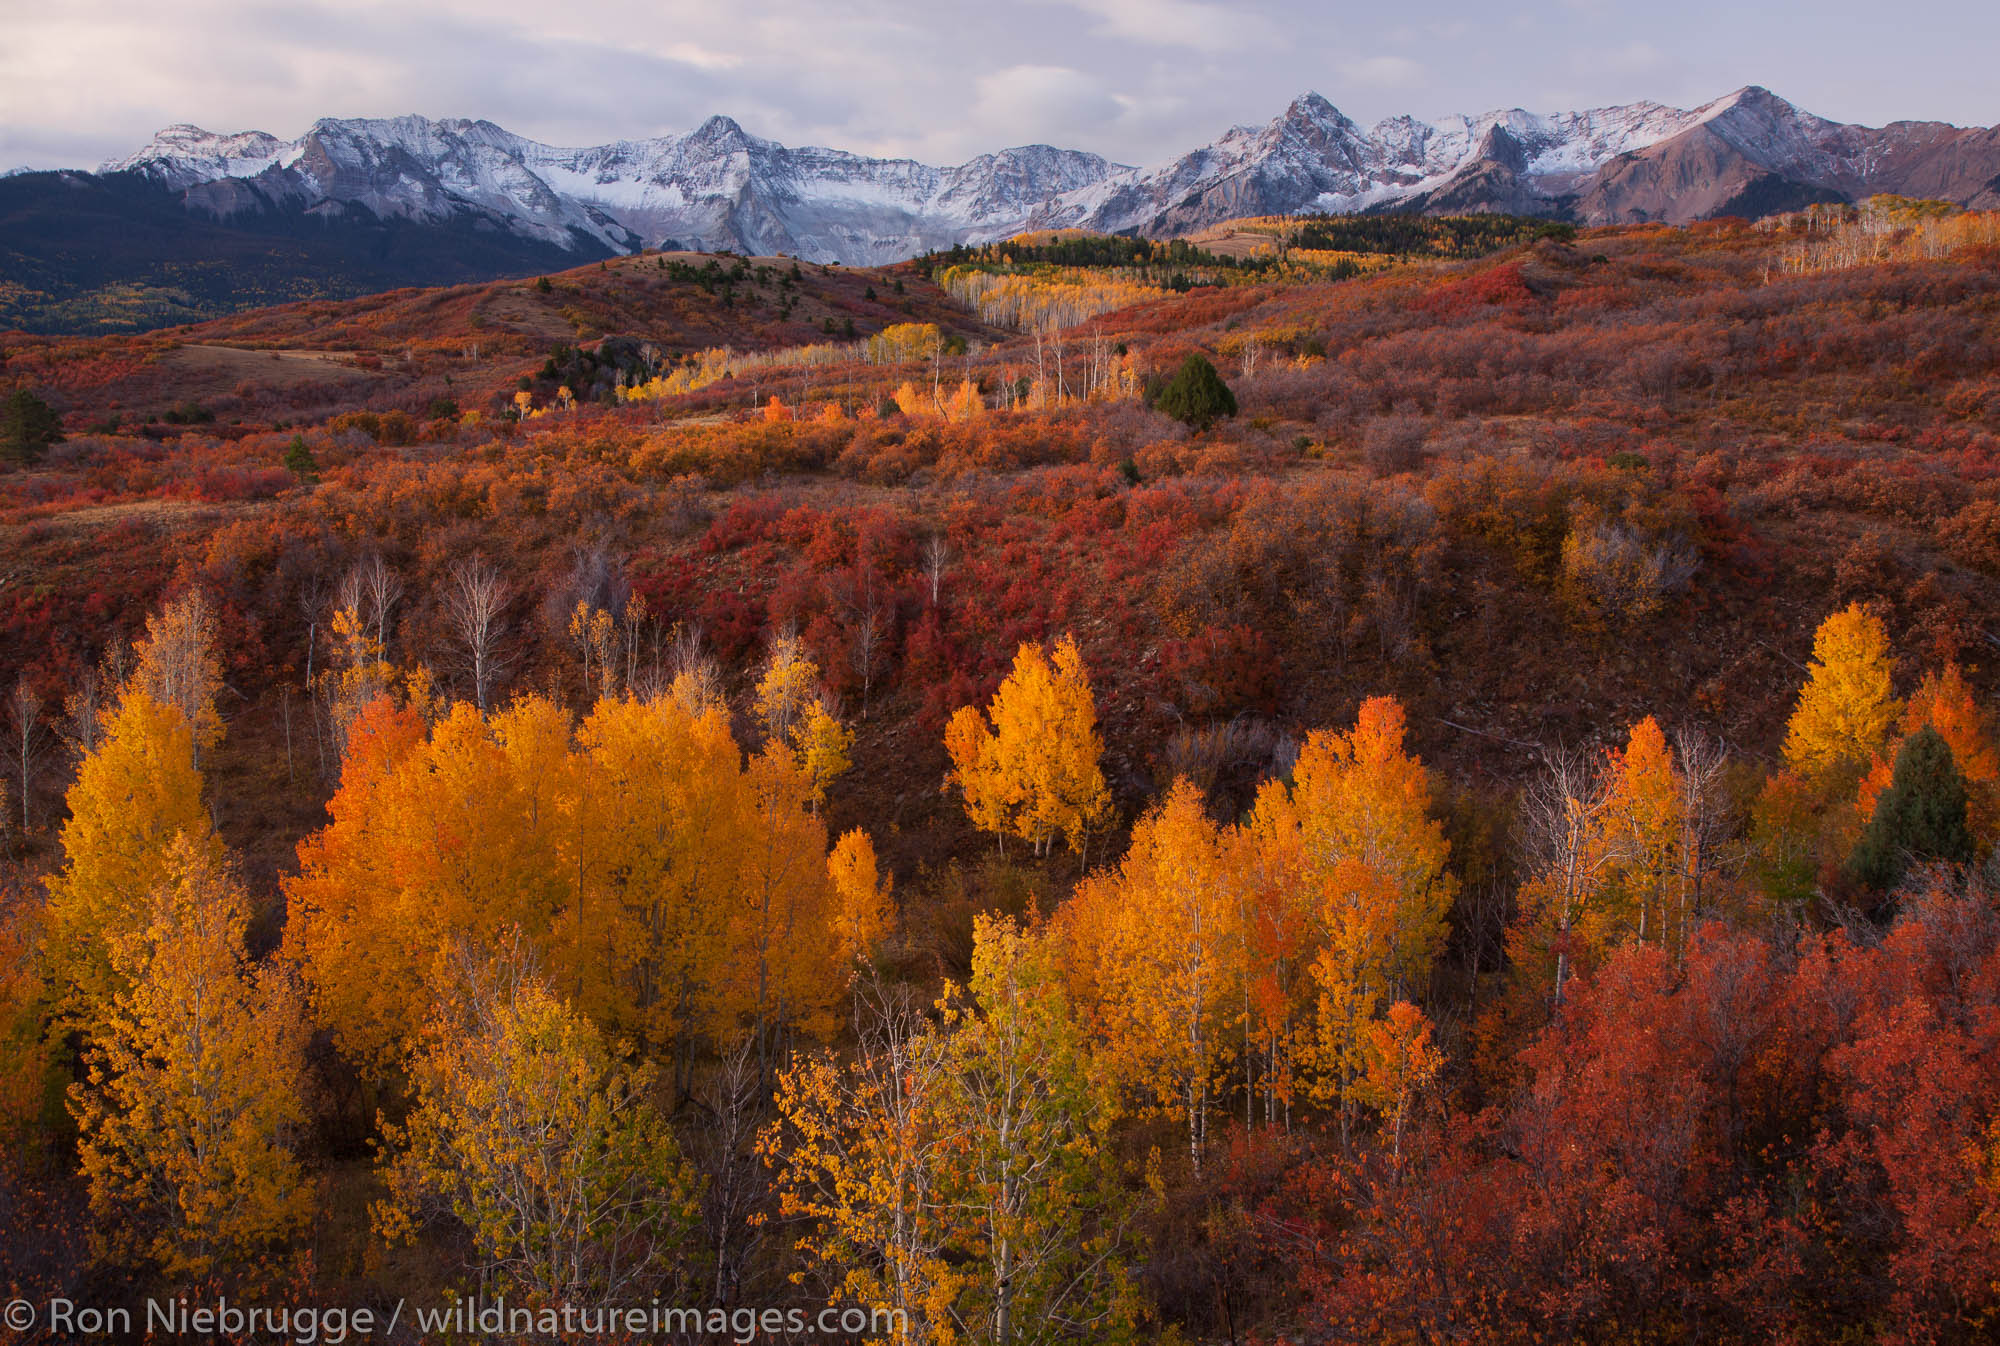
[{"left": 86, "top": 90, "right": 2000, "bottom": 267}]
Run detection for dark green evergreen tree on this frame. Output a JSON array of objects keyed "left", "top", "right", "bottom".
[
  {"left": 282, "top": 435, "right": 320, "bottom": 485},
  {"left": 1154, "top": 354, "right": 1238, "bottom": 431},
  {"left": 1847, "top": 725, "right": 1975, "bottom": 891},
  {"left": 1, "top": 389, "right": 63, "bottom": 464}
]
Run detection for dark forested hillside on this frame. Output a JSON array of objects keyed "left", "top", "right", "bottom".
[{"left": 0, "top": 169, "right": 621, "bottom": 335}]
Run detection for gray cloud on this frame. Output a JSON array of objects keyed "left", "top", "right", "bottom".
[{"left": 2, "top": 1, "right": 1995, "bottom": 173}]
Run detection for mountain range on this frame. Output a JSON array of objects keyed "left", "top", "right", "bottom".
[{"left": 6, "top": 86, "right": 1999, "bottom": 332}]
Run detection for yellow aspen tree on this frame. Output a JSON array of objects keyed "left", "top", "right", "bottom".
[
  {"left": 892, "top": 381, "right": 929, "bottom": 419},
  {"left": 1085, "top": 779, "right": 1239, "bottom": 1176},
  {"left": 926, "top": 915, "right": 1138, "bottom": 1345},
  {"left": 948, "top": 637, "right": 1109, "bottom": 859},
  {"left": 757, "top": 636, "right": 853, "bottom": 811},
  {"left": 318, "top": 603, "right": 397, "bottom": 758},
  {"left": 128, "top": 588, "right": 223, "bottom": 764},
  {"left": 756, "top": 633, "right": 820, "bottom": 743},
  {"left": 373, "top": 937, "right": 698, "bottom": 1302},
  {"left": 1249, "top": 696, "right": 1454, "bottom": 1133},
  {"left": 1598, "top": 717, "right": 1686, "bottom": 949},
  {"left": 945, "top": 705, "right": 1016, "bottom": 851},
  {"left": 796, "top": 697, "right": 855, "bottom": 815},
  {"left": 765, "top": 921, "right": 1136, "bottom": 1346},
  {"left": 764, "top": 990, "right": 954, "bottom": 1342},
  {"left": 44, "top": 690, "right": 219, "bottom": 1022},
  {"left": 1238, "top": 798, "right": 1313, "bottom": 1125},
  {"left": 564, "top": 694, "right": 740, "bottom": 1059},
  {"left": 568, "top": 601, "right": 618, "bottom": 702},
  {"left": 728, "top": 746, "right": 841, "bottom": 1064},
  {"left": 69, "top": 835, "right": 310, "bottom": 1275},
  {"left": 946, "top": 379, "right": 985, "bottom": 423},
  {"left": 829, "top": 828, "right": 893, "bottom": 967},
  {"left": 1032, "top": 636, "right": 1112, "bottom": 860},
  {"left": 1781, "top": 603, "right": 1901, "bottom": 789}
]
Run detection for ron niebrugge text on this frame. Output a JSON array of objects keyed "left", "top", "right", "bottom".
[{"left": 12, "top": 1295, "right": 905, "bottom": 1343}]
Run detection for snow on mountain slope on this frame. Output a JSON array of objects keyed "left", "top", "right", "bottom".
[
  {"left": 94, "top": 90, "right": 2000, "bottom": 263},
  {"left": 104, "top": 114, "right": 1126, "bottom": 263}
]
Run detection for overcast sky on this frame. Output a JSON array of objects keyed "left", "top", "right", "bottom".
[{"left": 3, "top": 1, "right": 1996, "bottom": 172}]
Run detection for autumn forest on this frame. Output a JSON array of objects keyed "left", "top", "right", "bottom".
[{"left": 5, "top": 200, "right": 2000, "bottom": 1344}]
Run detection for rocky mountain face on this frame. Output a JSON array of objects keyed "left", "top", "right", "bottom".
[
  {"left": 102, "top": 114, "right": 1125, "bottom": 264},
  {"left": 1030, "top": 87, "right": 2000, "bottom": 233},
  {"left": 97, "top": 89, "right": 2000, "bottom": 270}
]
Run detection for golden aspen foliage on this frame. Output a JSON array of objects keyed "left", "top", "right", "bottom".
[
  {"left": 764, "top": 394, "right": 791, "bottom": 422},
  {"left": 946, "top": 379, "right": 985, "bottom": 423},
  {"left": 1598, "top": 717, "right": 1687, "bottom": 949},
  {"left": 1357, "top": 999, "right": 1443, "bottom": 1164},
  {"left": 796, "top": 698, "right": 855, "bottom": 814},
  {"left": 44, "top": 690, "right": 219, "bottom": 1022},
  {"left": 755, "top": 633, "right": 820, "bottom": 743},
  {"left": 128, "top": 588, "right": 224, "bottom": 763},
  {"left": 1780, "top": 603, "right": 1901, "bottom": 788},
  {"left": 289, "top": 687, "right": 852, "bottom": 1081},
  {"left": 940, "top": 266, "right": 1167, "bottom": 334},
  {"left": 924, "top": 914, "right": 1138, "bottom": 1346},
  {"left": 756, "top": 637, "right": 853, "bottom": 809},
  {"left": 764, "top": 997, "right": 953, "bottom": 1342},
  {"left": 1235, "top": 795, "right": 1315, "bottom": 1120},
  {"left": 765, "top": 915, "right": 1135, "bottom": 1346},
  {"left": 946, "top": 704, "right": 1017, "bottom": 844},
  {"left": 727, "top": 745, "right": 842, "bottom": 1053},
  {"left": 1066, "top": 778, "right": 1239, "bottom": 1175},
  {"left": 1754, "top": 604, "right": 1904, "bottom": 905},
  {"left": 373, "top": 938, "right": 698, "bottom": 1302},
  {"left": 1247, "top": 696, "right": 1453, "bottom": 1121},
  {"left": 284, "top": 696, "right": 575, "bottom": 1075},
  {"left": 568, "top": 600, "right": 619, "bottom": 701},
  {"left": 0, "top": 877, "right": 61, "bottom": 1151},
  {"left": 563, "top": 692, "right": 741, "bottom": 1055},
  {"left": 946, "top": 636, "right": 1109, "bottom": 859},
  {"left": 865, "top": 322, "right": 942, "bottom": 365},
  {"left": 319, "top": 603, "right": 401, "bottom": 756},
  {"left": 828, "top": 828, "right": 893, "bottom": 967},
  {"left": 69, "top": 835, "right": 310, "bottom": 1276},
  {"left": 893, "top": 380, "right": 931, "bottom": 419}
]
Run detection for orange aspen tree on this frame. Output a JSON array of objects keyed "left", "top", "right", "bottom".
[
  {"left": 828, "top": 828, "right": 893, "bottom": 967},
  {"left": 1357, "top": 1000, "right": 1443, "bottom": 1166},
  {"left": 1248, "top": 696, "right": 1453, "bottom": 1136},
  {"left": 284, "top": 696, "right": 573, "bottom": 1075}
]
